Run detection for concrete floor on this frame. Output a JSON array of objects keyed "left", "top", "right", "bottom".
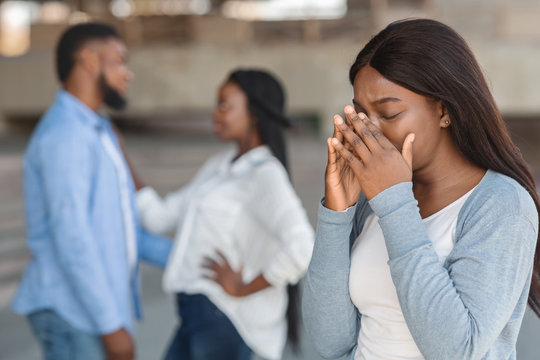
[{"left": 1, "top": 132, "right": 539, "bottom": 360}]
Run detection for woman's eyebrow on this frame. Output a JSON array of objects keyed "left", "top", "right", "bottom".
[
  {"left": 352, "top": 99, "right": 365, "bottom": 109},
  {"left": 371, "top": 97, "right": 402, "bottom": 105},
  {"left": 352, "top": 98, "right": 402, "bottom": 109}
]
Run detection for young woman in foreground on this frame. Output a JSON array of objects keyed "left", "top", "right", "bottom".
[{"left": 303, "top": 19, "right": 540, "bottom": 360}]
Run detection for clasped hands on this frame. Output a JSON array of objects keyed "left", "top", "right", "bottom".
[{"left": 324, "top": 105, "right": 415, "bottom": 212}]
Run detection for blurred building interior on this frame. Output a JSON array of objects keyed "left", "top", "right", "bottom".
[
  {"left": 1, "top": 0, "right": 540, "bottom": 142},
  {"left": 2, "top": 1, "right": 540, "bottom": 359}
]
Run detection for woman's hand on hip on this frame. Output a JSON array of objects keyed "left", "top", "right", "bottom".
[
  {"left": 201, "top": 251, "right": 272, "bottom": 297},
  {"left": 202, "top": 251, "right": 246, "bottom": 297}
]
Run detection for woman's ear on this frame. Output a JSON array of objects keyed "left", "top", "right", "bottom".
[{"left": 438, "top": 102, "right": 451, "bottom": 128}]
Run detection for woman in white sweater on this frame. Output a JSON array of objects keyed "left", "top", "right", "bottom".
[{"left": 131, "top": 69, "right": 314, "bottom": 360}]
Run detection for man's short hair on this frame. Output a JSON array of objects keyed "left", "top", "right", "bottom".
[{"left": 56, "top": 22, "right": 119, "bottom": 83}]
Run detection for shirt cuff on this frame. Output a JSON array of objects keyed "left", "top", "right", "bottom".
[
  {"left": 263, "top": 262, "right": 289, "bottom": 287},
  {"left": 95, "top": 311, "right": 124, "bottom": 335},
  {"left": 318, "top": 197, "right": 357, "bottom": 226}
]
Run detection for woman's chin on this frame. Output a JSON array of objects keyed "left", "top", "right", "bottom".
[{"left": 213, "top": 131, "right": 229, "bottom": 142}]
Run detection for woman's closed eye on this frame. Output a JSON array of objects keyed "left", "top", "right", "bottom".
[{"left": 380, "top": 111, "right": 403, "bottom": 121}]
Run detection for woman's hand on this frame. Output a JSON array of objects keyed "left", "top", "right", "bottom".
[
  {"left": 324, "top": 115, "right": 363, "bottom": 211},
  {"left": 202, "top": 252, "right": 246, "bottom": 297},
  {"left": 201, "top": 251, "right": 271, "bottom": 297},
  {"left": 331, "top": 106, "right": 415, "bottom": 200}
]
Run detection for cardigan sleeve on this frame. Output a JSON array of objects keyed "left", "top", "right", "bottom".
[
  {"left": 302, "top": 200, "right": 359, "bottom": 359},
  {"left": 369, "top": 180, "right": 538, "bottom": 359}
]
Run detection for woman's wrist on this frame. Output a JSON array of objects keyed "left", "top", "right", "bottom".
[
  {"left": 236, "top": 274, "right": 271, "bottom": 297},
  {"left": 323, "top": 198, "right": 346, "bottom": 212},
  {"left": 323, "top": 193, "right": 356, "bottom": 212}
]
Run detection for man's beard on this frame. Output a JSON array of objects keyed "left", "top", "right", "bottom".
[{"left": 99, "top": 73, "right": 127, "bottom": 111}]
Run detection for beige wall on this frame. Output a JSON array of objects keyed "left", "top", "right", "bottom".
[{"left": 2, "top": 0, "right": 540, "bottom": 135}]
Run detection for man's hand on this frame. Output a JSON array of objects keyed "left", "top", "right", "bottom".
[{"left": 102, "top": 328, "right": 135, "bottom": 360}]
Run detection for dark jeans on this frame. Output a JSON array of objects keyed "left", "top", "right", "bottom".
[
  {"left": 27, "top": 310, "right": 105, "bottom": 360},
  {"left": 164, "top": 293, "right": 252, "bottom": 360}
]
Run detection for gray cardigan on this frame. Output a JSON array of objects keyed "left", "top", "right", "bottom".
[{"left": 302, "top": 170, "right": 538, "bottom": 360}]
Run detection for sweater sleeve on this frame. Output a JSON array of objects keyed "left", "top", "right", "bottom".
[
  {"left": 136, "top": 186, "right": 186, "bottom": 235},
  {"left": 136, "top": 152, "right": 224, "bottom": 235},
  {"left": 248, "top": 162, "right": 314, "bottom": 287},
  {"left": 302, "top": 200, "right": 359, "bottom": 359},
  {"left": 369, "top": 181, "right": 538, "bottom": 359},
  {"left": 138, "top": 228, "right": 173, "bottom": 269}
]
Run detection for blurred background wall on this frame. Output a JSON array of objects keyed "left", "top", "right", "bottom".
[
  {"left": 2, "top": 0, "right": 540, "bottom": 140},
  {"left": 1, "top": 0, "right": 540, "bottom": 359}
]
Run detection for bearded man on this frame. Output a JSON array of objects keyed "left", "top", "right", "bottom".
[{"left": 12, "top": 22, "right": 171, "bottom": 360}]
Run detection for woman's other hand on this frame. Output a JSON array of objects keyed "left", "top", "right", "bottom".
[{"left": 324, "top": 114, "right": 363, "bottom": 211}]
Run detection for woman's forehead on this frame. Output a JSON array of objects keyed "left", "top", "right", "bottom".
[{"left": 352, "top": 66, "right": 428, "bottom": 106}]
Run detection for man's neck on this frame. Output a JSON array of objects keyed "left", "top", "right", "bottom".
[{"left": 63, "top": 79, "right": 102, "bottom": 112}]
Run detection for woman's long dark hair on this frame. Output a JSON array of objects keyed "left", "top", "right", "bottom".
[
  {"left": 228, "top": 69, "right": 301, "bottom": 348},
  {"left": 349, "top": 19, "right": 540, "bottom": 316}
]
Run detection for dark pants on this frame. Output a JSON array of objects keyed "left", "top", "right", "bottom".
[{"left": 164, "top": 294, "right": 252, "bottom": 360}]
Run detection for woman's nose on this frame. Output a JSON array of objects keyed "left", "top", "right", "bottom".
[{"left": 370, "top": 116, "right": 381, "bottom": 129}]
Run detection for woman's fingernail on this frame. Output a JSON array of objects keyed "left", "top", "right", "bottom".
[
  {"left": 335, "top": 116, "right": 343, "bottom": 125},
  {"left": 332, "top": 138, "right": 339, "bottom": 145}
]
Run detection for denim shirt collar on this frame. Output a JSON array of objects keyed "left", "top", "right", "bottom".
[{"left": 56, "top": 90, "right": 107, "bottom": 130}]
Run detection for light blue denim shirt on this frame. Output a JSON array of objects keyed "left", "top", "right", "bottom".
[
  {"left": 12, "top": 90, "right": 172, "bottom": 335},
  {"left": 303, "top": 170, "right": 538, "bottom": 359}
]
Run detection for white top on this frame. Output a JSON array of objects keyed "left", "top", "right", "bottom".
[
  {"left": 136, "top": 145, "right": 314, "bottom": 360},
  {"left": 349, "top": 188, "right": 475, "bottom": 360},
  {"left": 100, "top": 129, "right": 137, "bottom": 274}
]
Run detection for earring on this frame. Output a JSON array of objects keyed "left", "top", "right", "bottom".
[{"left": 444, "top": 119, "right": 450, "bottom": 126}]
